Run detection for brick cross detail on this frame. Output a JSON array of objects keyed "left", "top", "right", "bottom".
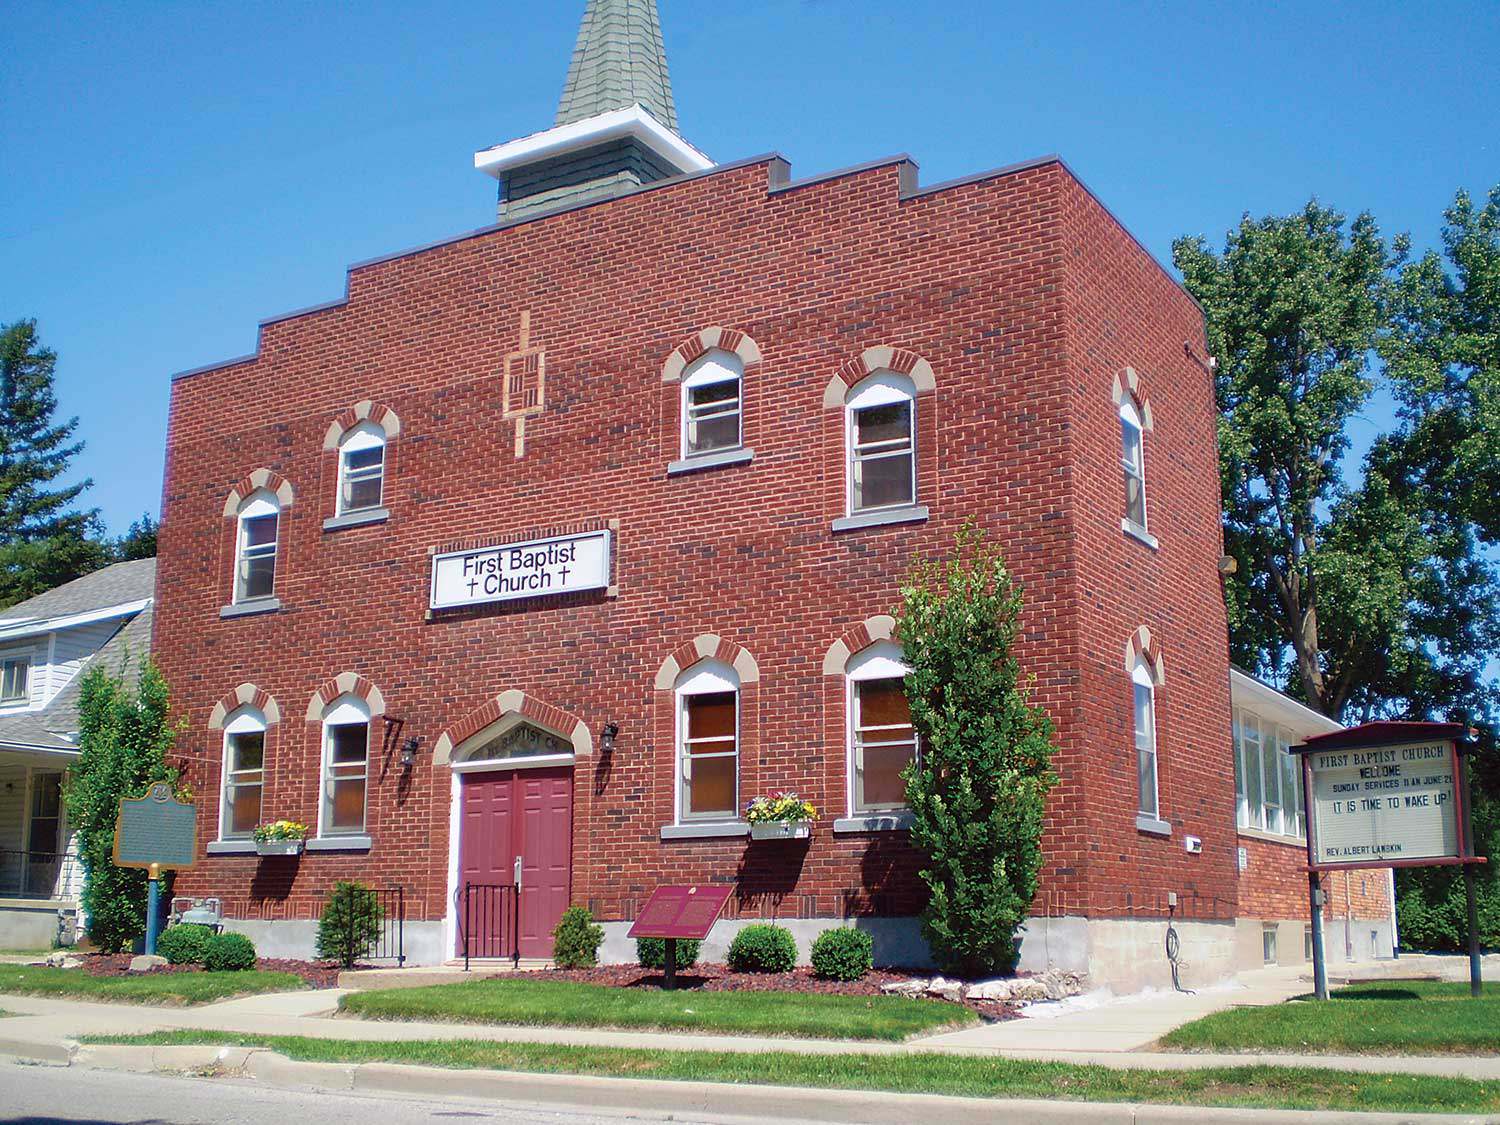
[{"left": 501, "top": 311, "right": 546, "bottom": 458}]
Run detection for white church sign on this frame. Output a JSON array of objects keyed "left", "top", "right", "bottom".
[
  {"left": 1302, "top": 739, "right": 1462, "bottom": 868},
  {"left": 430, "top": 530, "right": 611, "bottom": 610}
]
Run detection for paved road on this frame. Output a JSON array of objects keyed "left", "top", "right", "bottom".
[{"left": 0, "top": 1061, "right": 715, "bottom": 1125}]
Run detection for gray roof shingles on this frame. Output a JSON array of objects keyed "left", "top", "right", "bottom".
[
  {"left": 555, "top": 0, "right": 677, "bottom": 130},
  {"left": 0, "top": 557, "right": 156, "bottom": 623}
]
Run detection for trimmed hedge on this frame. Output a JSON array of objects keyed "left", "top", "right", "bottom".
[
  {"left": 727, "top": 924, "right": 797, "bottom": 973},
  {"left": 553, "top": 906, "right": 604, "bottom": 969},
  {"left": 155, "top": 923, "right": 214, "bottom": 966},
  {"left": 636, "top": 936, "right": 701, "bottom": 970},
  {"left": 810, "top": 927, "right": 873, "bottom": 981},
  {"left": 203, "top": 932, "right": 257, "bottom": 972}
]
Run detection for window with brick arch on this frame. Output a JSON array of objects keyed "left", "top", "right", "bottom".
[
  {"left": 219, "top": 706, "right": 266, "bottom": 840},
  {"left": 680, "top": 350, "right": 743, "bottom": 459},
  {"left": 847, "top": 642, "right": 918, "bottom": 814},
  {"left": 337, "top": 421, "right": 386, "bottom": 515},
  {"left": 1132, "top": 657, "right": 1160, "bottom": 818},
  {"left": 234, "top": 490, "right": 280, "bottom": 604},
  {"left": 1121, "top": 398, "right": 1148, "bottom": 532},
  {"left": 845, "top": 371, "right": 917, "bottom": 514},
  {"left": 675, "top": 660, "right": 739, "bottom": 822},
  {"left": 320, "top": 694, "right": 370, "bottom": 837}
]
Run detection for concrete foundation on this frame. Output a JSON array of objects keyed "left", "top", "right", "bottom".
[
  {"left": 0, "top": 901, "right": 74, "bottom": 950},
  {"left": 220, "top": 918, "right": 446, "bottom": 967}
]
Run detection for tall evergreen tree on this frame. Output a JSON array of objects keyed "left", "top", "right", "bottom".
[
  {"left": 114, "top": 512, "right": 158, "bottom": 561},
  {"left": 0, "top": 319, "right": 108, "bottom": 607}
]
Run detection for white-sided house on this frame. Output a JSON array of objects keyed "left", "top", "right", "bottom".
[{"left": 0, "top": 558, "right": 155, "bottom": 948}]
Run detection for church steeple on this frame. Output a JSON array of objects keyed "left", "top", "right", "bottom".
[
  {"left": 556, "top": 0, "right": 677, "bottom": 132},
  {"left": 474, "top": 0, "right": 709, "bottom": 222}
]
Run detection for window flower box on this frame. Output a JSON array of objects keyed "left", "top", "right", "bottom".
[
  {"left": 254, "top": 838, "right": 304, "bottom": 857},
  {"left": 252, "top": 819, "right": 309, "bottom": 856},
  {"left": 745, "top": 792, "right": 815, "bottom": 841}
]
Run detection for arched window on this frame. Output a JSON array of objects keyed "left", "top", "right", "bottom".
[
  {"left": 847, "top": 641, "right": 917, "bottom": 814},
  {"left": 1120, "top": 398, "right": 1147, "bottom": 532},
  {"left": 1132, "top": 657, "right": 1159, "bottom": 819},
  {"left": 846, "top": 372, "right": 916, "bottom": 514},
  {"left": 234, "top": 490, "right": 280, "bottom": 603},
  {"left": 337, "top": 421, "right": 386, "bottom": 515},
  {"left": 220, "top": 706, "right": 266, "bottom": 840},
  {"left": 320, "top": 694, "right": 370, "bottom": 837},
  {"left": 676, "top": 659, "right": 739, "bottom": 822},
  {"left": 681, "top": 350, "right": 743, "bottom": 458}
]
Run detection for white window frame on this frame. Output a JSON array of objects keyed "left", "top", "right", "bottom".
[
  {"left": 1133, "top": 658, "right": 1159, "bottom": 819},
  {"left": 337, "top": 422, "right": 386, "bottom": 515},
  {"left": 1121, "top": 399, "right": 1147, "bottom": 532},
  {"left": 847, "top": 642, "right": 918, "bottom": 815},
  {"left": 219, "top": 706, "right": 267, "bottom": 840},
  {"left": 845, "top": 371, "right": 917, "bottom": 515},
  {"left": 674, "top": 659, "right": 740, "bottom": 823},
  {"left": 680, "top": 351, "right": 743, "bottom": 459},
  {"left": 0, "top": 652, "right": 31, "bottom": 706},
  {"left": 1233, "top": 708, "right": 1306, "bottom": 841},
  {"left": 319, "top": 694, "right": 370, "bottom": 837},
  {"left": 234, "top": 490, "right": 280, "bottom": 604}
]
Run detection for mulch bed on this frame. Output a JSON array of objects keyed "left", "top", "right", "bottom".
[
  {"left": 62, "top": 952, "right": 344, "bottom": 989},
  {"left": 539, "top": 963, "right": 1020, "bottom": 1022}
]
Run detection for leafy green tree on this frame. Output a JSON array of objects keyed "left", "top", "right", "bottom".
[
  {"left": 61, "top": 657, "right": 182, "bottom": 953},
  {"left": 898, "top": 527, "right": 1057, "bottom": 977},
  {"left": 1173, "top": 203, "right": 1498, "bottom": 724},
  {"left": 113, "top": 512, "right": 158, "bottom": 560},
  {"left": 0, "top": 319, "right": 109, "bottom": 608}
]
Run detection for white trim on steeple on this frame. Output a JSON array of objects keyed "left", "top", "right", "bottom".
[{"left": 474, "top": 103, "right": 712, "bottom": 182}]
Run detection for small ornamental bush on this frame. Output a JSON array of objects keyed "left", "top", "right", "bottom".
[
  {"left": 552, "top": 906, "right": 604, "bottom": 969},
  {"left": 203, "top": 931, "right": 257, "bottom": 971},
  {"left": 727, "top": 923, "right": 797, "bottom": 973},
  {"left": 636, "top": 936, "right": 701, "bottom": 970},
  {"left": 156, "top": 923, "right": 214, "bottom": 966},
  {"left": 810, "top": 927, "right": 873, "bottom": 981},
  {"left": 316, "top": 881, "right": 384, "bottom": 968}
]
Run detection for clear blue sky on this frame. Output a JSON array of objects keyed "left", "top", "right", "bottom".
[{"left": 2, "top": 0, "right": 1497, "bottom": 534}]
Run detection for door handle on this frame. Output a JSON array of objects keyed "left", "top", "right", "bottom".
[{"left": 513, "top": 855, "right": 523, "bottom": 889}]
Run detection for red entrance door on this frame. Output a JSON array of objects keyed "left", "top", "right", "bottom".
[{"left": 457, "top": 766, "right": 573, "bottom": 959}]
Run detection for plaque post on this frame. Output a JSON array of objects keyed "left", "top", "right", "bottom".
[
  {"left": 1460, "top": 749, "right": 1483, "bottom": 999},
  {"left": 1308, "top": 871, "right": 1329, "bottom": 1001},
  {"left": 663, "top": 938, "right": 678, "bottom": 991},
  {"left": 145, "top": 863, "right": 162, "bottom": 957}
]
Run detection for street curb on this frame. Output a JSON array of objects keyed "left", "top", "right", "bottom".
[
  {"left": 30, "top": 1045, "right": 1495, "bottom": 1124},
  {"left": 0, "top": 1035, "right": 76, "bottom": 1065}
]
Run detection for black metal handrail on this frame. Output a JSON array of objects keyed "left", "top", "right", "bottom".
[
  {"left": 0, "top": 848, "right": 76, "bottom": 900},
  {"left": 322, "top": 885, "right": 406, "bottom": 966},
  {"left": 458, "top": 882, "right": 519, "bottom": 971}
]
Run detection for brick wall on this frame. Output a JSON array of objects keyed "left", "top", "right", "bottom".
[
  {"left": 157, "top": 153, "right": 1272, "bottom": 939},
  {"left": 1238, "top": 834, "right": 1393, "bottom": 923}
]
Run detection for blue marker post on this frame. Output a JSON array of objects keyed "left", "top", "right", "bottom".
[{"left": 145, "top": 863, "right": 162, "bottom": 956}]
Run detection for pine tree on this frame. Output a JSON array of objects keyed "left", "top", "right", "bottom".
[{"left": 0, "top": 319, "right": 108, "bottom": 607}]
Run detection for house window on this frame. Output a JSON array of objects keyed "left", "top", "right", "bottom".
[
  {"left": 1, "top": 656, "right": 29, "bottom": 703},
  {"left": 234, "top": 490, "right": 280, "bottom": 603},
  {"left": 1234, "top": 710, "right": 1304, "bottom": 838},
  {"left": 337, "top": 422, "right": 386, "bottom": 514},
  {"left": 848, "top": 642, "right": 918, "bottom": 813},
  {"left": 219, "top": 708, "right": 265, "bottom": 839},
  {"left": 681, "top": 351, "right": 743, "bottom": 458},
  {"left": 1133, "top": 658, "right": 1159, "bottom": 819},
  {"left": 676, "top": 660, "right": 738, "bottom": 821},
  {"left": 320, "top": 695, "right": 369, "bottom": 835},
  {"left": 1263, "top": 925, "right": 1278, "bottom": 964},
  {"left": 847, "top": 372, "right": 916, "bottom": 514},
  {"left": 1121, "top": 399, "right": 1147, "bottom": 531}
]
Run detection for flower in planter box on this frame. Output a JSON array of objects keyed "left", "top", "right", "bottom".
[
  {"left": 252, "top": 819, "right": 310, "bottom": 843},
  {"left": 744, "top": 791, "right": 816, "bottom": 823}
]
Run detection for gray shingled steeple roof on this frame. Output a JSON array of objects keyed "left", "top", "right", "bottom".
[{"left": 555, "top": 0, "right": 678, "bottom": 132}]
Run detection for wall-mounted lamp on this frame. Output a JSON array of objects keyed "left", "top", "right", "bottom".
[
  {"left": 400, "top": 737, "right": 422, "bottom": 770},
  {"left": 600, "top": 721, "right": 620, "bottom": 755}
]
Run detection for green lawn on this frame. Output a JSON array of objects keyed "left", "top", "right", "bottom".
[
  {"left": 339, "top": 977, "right": 972, "bottom": 1041},
  {"left": 0, "top": 965, "right": 306, "bottom": 1005},
  {"left": 83, "top": 1030, "right": 1500, "bottom": 1115},
  {"left": 1161, "top": 980, "right": 1500, "bottom": 1055}
]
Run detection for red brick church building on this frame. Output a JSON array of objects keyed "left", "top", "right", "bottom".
[{"left": 157, "top": 0, "right": 1392, "bottom": 986}]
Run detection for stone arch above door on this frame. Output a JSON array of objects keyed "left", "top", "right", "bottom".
[{"left": 434, "top": 690, "right": 592, "bottom": 766}]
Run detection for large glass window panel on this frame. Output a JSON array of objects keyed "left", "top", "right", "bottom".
[
  {"left": 1242, "top": 715, "right": 1264, "bottom": 829},
  {"left": 682, "top": 690, "right": 737, "bottom": 819},
  {"left": 684, "top": 380, "right": 741, "bottom": 454},
  {"left": 1121, "top": 413, "right": 1147, "bottom": 528},
  {"left": 851, "top": 400, "right": 915, "bottom": 512},
  {"left": 323, "top": 722, "right": 368, "bottom": 833},
  {"left": 1133, "top": 679, "right": 1158, "bottom": 818},
  {"left": 854, "top": 679, "right": 917, "bottom": 812},
  {"left": 223, "top": 730, "right": 264, "bottom": 838},
  {"left": 1, "top": 657, "right": 29, "bottom": 702},
  {"left": 340, "top": 445, "right": 384, "bottom": 512},
  {"left": 237, "top": 512, "right": 278, "bottom": 601}
]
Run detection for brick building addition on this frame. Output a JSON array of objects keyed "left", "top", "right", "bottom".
[{"left": 157, "top": 0, "right": 1394, "bottom": 988}]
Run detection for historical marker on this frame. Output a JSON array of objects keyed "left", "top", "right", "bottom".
[
  {"left": 628, "top": 884, "right": 734, "bottom": 988},
  {"left": 113, "top": 782, "right": 197, "bottom": 955}
]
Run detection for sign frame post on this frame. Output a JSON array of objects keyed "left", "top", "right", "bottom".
[{"left": 113, "top": 782, "right": 197, "bottom": 956}]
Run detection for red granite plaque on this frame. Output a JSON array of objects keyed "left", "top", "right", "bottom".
[{"left": 627, "top": 884, "right": 733, "bottom": 940}]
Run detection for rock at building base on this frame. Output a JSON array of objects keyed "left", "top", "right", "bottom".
[
  {"left": 42, "top": 952, "right": 82, "bottom": 970},
  {"left": 882, "top": 968, "right": 1088, "bottom": 1004},
  {"left": 128, "top": 954, "right": 167, "bottom": 972}
]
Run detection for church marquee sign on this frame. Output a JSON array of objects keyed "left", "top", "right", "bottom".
[{"left": 430, "top": 529, "right": 611, "bottom": 610}]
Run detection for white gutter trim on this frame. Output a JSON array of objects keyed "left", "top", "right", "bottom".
[
  {"left": 0, "top": 741, "right": 80, "bottom": 760},
  {"left": 1229, "top": 668, "right": 1343, "bottom": 735},
  {"left": 0, "top": 598, "right": 150, "bottom": 642},
  {"left": 474, "top": 104, "right": 713, "bottom": 181}
]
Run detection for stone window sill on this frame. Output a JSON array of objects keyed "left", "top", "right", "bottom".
[
  {"left": 666, "top": 448, "right": 754, "bottom": 476},
  {"left": 1237, "top": 826, "right": 1307, "bottom": 848},
  {"left": 323, "top": 508, "right": 389, "bottom": 532},
  {"left": 1122, "top": 519, "right": 1159, "bottom": 550},
  {"left": 660, "top": 822, "right": 748, "bottom": 841},
  {"left": 833, "top": 812, "right": 913, "bottom": 834},
  {"left": 206, "top": 839, "right": 258, "bottom": 855},
  {"left": 306, "top": 835, "right": 372, "bottom": 852},
  {"left": 831, "top": 504, "right": 929, "bottom": 533},
  {"left": 219, "top": 598, "right": 281, "bottom": 619},
  {"left": 1136, "top": 814, "right": 1172, "bottom": 837}
]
